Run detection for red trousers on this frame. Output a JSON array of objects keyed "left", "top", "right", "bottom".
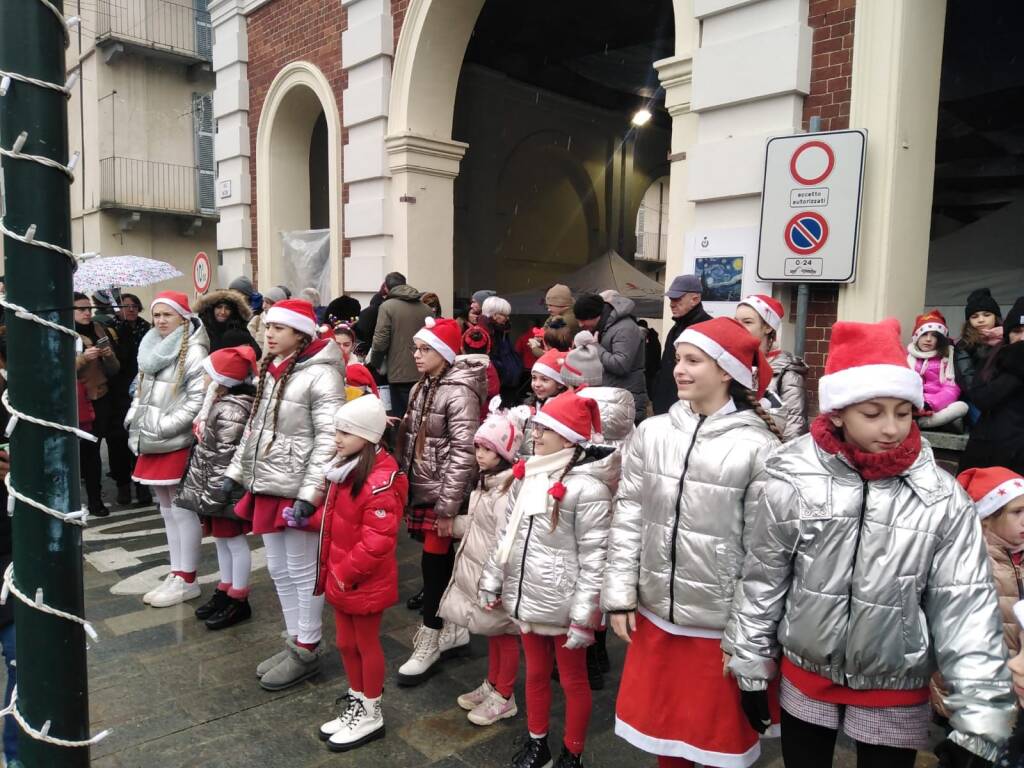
[
  {"left": 333, "top": 609, "right": 385, "bottom": 698},
  {"left": 487, "top": 634, "right": 520, "bottom": 698},
  {"left": 521, "top": 632, "right": 591, "bottom": 755},
  {"left": 657, "top": 758, "right": 693, "bottom": 768}
]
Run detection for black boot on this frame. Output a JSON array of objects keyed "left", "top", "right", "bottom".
[
  {"left": 510, "top": 735, "right": 551, "bottom": 768},
  {"left": 205, "top": 598, "right": 252, "bottom": 630},
  {"left": 135, "top": 483, "right": 152, "bottom": 506},
  {"left": 554, "top": 746, "right": 584, "bottom": 768},
  {"left": 195, "top": 588, "right": 230, "bottom": 620},
  {"left": 586, "top": 645, "right": 604, "bottom": 691},
  {"left": 406, "top": 588, "right": 424, "bottom": 611},
  {"left": 116, "top": 484, "right": 132, "bottom": 505},
  {"left": 89, "top": 500, "right": 110, "bottom": 518},
  {"left": 594, "top": 629, "right": 609, "bottom": 673}
]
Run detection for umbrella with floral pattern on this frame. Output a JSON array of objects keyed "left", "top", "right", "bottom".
[{"left": 73, "top": 255, "right": 183, "bottom": 293}]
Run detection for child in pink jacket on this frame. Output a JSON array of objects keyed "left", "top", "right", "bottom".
[{"left": 907, "top": 310, "right": 968, "bottom": 430}]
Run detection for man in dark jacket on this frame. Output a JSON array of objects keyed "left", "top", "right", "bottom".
[
  {"left": 575, "top": 292, "right": 649, "bottom": 422},
  {"left": 370, "top": 277, "right": 432, "bottom": 418},
  {"left": 651, "top": 274, "right": 712, "bottom": 415}
]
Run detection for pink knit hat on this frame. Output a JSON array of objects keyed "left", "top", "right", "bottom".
[{"left": 474, "top": 396, "right": 528, "bottom": 463}]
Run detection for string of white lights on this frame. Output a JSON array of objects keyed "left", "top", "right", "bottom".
[{"left": 0, "top": 0, "right": 112, "bottom": 750}]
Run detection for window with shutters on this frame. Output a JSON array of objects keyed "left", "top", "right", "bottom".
[
  {"left": 193, "top": 92, "right": 216, "bottom": 214},
  {"left": 194, "top": 0, "right": 212, "bottom": 61}
]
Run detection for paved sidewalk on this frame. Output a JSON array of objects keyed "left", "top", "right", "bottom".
[{"left": 81, "top": 498, "right": 939, "bottom": 767}]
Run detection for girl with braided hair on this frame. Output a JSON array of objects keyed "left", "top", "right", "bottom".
[
  {"left": 128, "top": 291, "right": 210, "bottom": 608},
  {"left": 395, "top": 317, "right": 488, "bottom": 685},
  {"left": 479, "top": 389, "right": 614, "bottom": 768},
  {"left": 602, "top": 316, "right": 781, "bottom": 768},
  {"left": 224, "top": 299, "right": 345, "bottom": 691}
]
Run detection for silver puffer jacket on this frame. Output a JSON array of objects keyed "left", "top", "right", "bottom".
[
  {"left": 480, "top": 450, "right": 617, "bottom": 631},
  {"left": 767, "top": 351, "right": 808, "bottom": 442},
  {"left": 226, "top": 341, "right": 345, "bottom": 506},
  {"left": 723, "top": 434, "right": 1014, "bottom": 761},
  {"left": 601, "top": 401, "right": 779, "bottom": 630},
  {"left": 396, "top": 356, "right": 487, "bottom": 517},
  {"left": 578, "top": 386, "right": 634, "bottom": 495},
  {"left": 176, "top": 390, "right": 254, "bottom": 518},
  {"left": 128, "top": 320, "right": 210, "bottom": 455}
]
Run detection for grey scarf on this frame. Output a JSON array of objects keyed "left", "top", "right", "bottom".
[{"left": 137, "top": 324, "right": 186, "bottom": 375}]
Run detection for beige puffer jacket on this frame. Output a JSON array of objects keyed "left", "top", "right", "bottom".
[
  {"left": 438, "top": 468, "right": 517, "bottom": 636},
  {"left": 396, "top": 356, "right": 488, "bottom": 517},
  {"left": 128, "top": 320, "right": 210, "bottom": 455},
  {"left": 226, "top": 341, "right": 345, "bottom": 506},
  {"left": 480, "top": 449, "right": 617, "bottom": 632},
  {"left": 601, "top": 400, "right": 779, "bottom": 630},
  {"left": 983, "top": 529, "right": 1024, "bottom": 655},
  {"left": 723, "top": 434, "right": 1014, "bottom": 761}
]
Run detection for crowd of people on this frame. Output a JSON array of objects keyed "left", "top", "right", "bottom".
[{"left": 52, "top": 273, "right": 1024, "bottom": 768}]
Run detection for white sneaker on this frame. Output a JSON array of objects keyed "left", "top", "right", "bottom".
[
  {"left": 397, "top": 626, "right": 441, "bottom": 686},
  {"left": 149, "top": 575, "right": 201, "bottom": 608},
  {"left": 327, "top": 695, "right": 384, "bottom": 752},
  {"left": 319, "top": 690, "right": 361, "bottom": 741},
  {"left": 458, "top": 679, "right": 495, "bottom": 711},
  {"left": 439, "top": 621, "right": 470, "bottom": 658},
  {"left": 467, "top": 689, "right": 517, "bottom": 726},
  {"left": 142, "top": 573, "right": 174, "bottom": 605}
]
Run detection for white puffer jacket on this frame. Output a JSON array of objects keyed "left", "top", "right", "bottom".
[
  {"left": 128, "top": 319, "right": 210, "bottom": 455},
  {"left": 226, "top": 340, "right": 345, "bottom": 506},
  {"left": 601, "top": 400, "right": 779, "bottom": 631}
]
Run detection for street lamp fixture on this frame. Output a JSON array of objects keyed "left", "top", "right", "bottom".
[{"left": 631, "top": 109, "right": 652, "bottom": 127}]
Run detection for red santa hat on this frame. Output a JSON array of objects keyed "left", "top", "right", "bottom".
[
  {"left": 532, "top": 389, "right": 602, "bottom": 445},
  {"left": 911, "top": 309, "right": 949, "bottom": 344},
  {"left": 957, "top": 467, "right": 1024, "bottom": 520},
  {"left": 413, "top": 316, "right": 461, "bottom": 364},
  {"left": 676, "top": 317, "right": 773, "bottom": 398},
  {"left": 150, "top": 290, "right": 192, "bottom": 318},
  {"left": 739, "top": 294, "right": 784, "bottom": 332},
  {"left": 263, "top": 298, "right": 319, "bottom": 338},
  {"left": 818, "top": 318, "right": 924, "bottom": 412},
  {"left": 344, "top": 363, "right": 379, "bottom": 397},
  {"left": 533, "top": 348, "right": 566, "bottom": 386},
  {"left": 201, "top": 345, "right": 258, "bottom": 387}
]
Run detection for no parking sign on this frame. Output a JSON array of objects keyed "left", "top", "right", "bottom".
[{"left": 756, "top": 129, "right": 866, "bottom": 283}]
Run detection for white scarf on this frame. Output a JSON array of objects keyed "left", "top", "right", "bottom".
[
  {"left": 325, "top": 455, "right": 360, "bottom": 485},
  {"left": 138, "top": 323, "right": 187, "bottom": 375},
  {"left": 907, "top": 342, "right": 955, "bottom": 385},
  {"left": 495, "top": 447, "right": 576, "bottom": 567}
]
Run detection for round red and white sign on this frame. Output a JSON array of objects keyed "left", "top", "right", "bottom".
[
  {"left": 193, "top": 251, "right": 211, "bottom": 295},
  {"left": 789, "top": 140, "right": 836, "bottom": 186}
]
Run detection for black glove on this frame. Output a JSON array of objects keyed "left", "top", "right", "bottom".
[
  {"left": 221, "top": 476, "right": 240, "bottom": 496},
  {"left": 934, "top": 740, "right": 993, "bottom": 768},
  {"left": 739, "top": 689, "right": 771, "bottom": 734},
  {"left": 997, "top": 340, "right": 1024, "bottom": 379},
  {"left": 290, "top": 499, "right": 316, "bottom": 523}
]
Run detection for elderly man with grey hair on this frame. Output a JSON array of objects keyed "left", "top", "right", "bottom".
[{"left": 651, "top": 274, "right": 711, "bottom": 415}]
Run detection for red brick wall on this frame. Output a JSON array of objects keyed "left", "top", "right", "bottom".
[
  {"left": 797, "top": 0, "right": 855, "bottom": 413},
  {"left": 392, "top": 0, "right": 409, "bottom": 49},
  {"left": 246, "top": 0, "right": 348, "bottom": 288}
]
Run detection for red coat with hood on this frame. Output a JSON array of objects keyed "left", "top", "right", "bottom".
[{"left": 315, "top": 449, "right": 407, "bottom": 614}]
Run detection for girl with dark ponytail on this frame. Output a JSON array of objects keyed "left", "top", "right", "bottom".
[
  {"left": 224, "top": 299, "right": 345, "bottom": 691},
  {"left": 602, "top": 317, "right": 781, "bottom": 768}
]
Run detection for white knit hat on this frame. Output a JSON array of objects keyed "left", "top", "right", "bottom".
[{"left": 333, "top": 395, "right": 388, "bottom": 444}]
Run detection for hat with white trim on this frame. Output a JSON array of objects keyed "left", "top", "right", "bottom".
[
  {"left": 533, "top": 348, "right": 566, "bottom": 386},
  {"left": 151, "top": 290, "right": 192, "bottom": 318},
  {"left": 676, "top": 317, "right": 773, "bottom": 398},
  {"left": 531, "top": 389, "right": 602, "bottom": 445},
  {"left": 911, "top": 309, "right": 949, "bottom": 344},
  {"left": 413, "top": 316, "right": 461, "bottom": 364},
  {"left": 739, "top": 294, "right": 784, "bottom": 332},
  {"left": 818, "top": 318, "right": 923, "bottom": 412},
  {"left": 201, "top": 345, "right": 258, "bottom": 387},
  {"left": 957, "top": 467, "right": 1024, "bottom": 520},
  {"left": 263, "top": 298, "right": 319, "bottom": 338}
]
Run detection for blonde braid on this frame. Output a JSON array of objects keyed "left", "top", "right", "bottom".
[
  {"left": 170, "top": 323, "right": 190, "bottom": 395},
  {"left": 264, "top": 335, "right": 311, "bottom": 452},
  {"left": 550, "top": 445, "right": 584, "bottom": 532},
  {"left": 745, "top": 388, "right": 783, "bottom": 441}
]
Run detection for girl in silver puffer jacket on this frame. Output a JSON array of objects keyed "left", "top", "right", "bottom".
[{"left": 603, "top": 317, "right": 781, "bottom": 768}]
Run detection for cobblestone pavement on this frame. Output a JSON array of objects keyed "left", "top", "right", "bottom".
[{"left": 81, "top": 493, "right": 939, "bottom": 767}]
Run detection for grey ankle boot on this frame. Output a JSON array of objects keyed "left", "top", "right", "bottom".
[
  {"left": 259, "top": 637, "right": 322, "bottom": 691},
  {"left": 255, "top": 631, "right": 291, "bottom": 679}
]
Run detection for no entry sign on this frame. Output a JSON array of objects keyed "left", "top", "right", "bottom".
[{"left": 756, "top": 129, "right": 866, "bottom": 283}]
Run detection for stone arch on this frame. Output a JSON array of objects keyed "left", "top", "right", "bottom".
[{"left": 255, "top": 61, "right": 343, "bottom": 297}]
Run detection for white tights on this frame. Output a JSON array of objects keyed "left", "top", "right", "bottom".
[
  {"left": 214, "top": 535, "right": 251, "bottom": 591},
  {"left": 263, "top": 528, "right": 324, "bottom": 645},
  {"left": 152, "top": 485, "right": 202, "bottom": 574}
]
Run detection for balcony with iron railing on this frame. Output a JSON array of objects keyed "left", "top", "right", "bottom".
[
  {"left": 99, "top": 156, "right": 217, "bottom": 218},
  {"left": 94, "top": 0, "right": 211, "bottom": 65}
]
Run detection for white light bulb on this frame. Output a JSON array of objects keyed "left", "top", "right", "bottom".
[
  {"left": 12, "top": 132, "right": 27, "bottom": 153},
  {"left": 64, "top": 70, "right": 79, "bottom": 91},
  {"left": 631, "top": 109, "right": 653, "bottom": 127},
  {"left": 0, "top": 76, "right": 10, "bottom": 97},
  {"left": 67, "top": 151, "right": 80, "bottom": 172}
]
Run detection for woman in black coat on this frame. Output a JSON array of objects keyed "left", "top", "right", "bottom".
[{"left": 194, "top": 289, "right": 260, "bottom": 357}]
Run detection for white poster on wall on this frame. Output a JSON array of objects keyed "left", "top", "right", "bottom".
[{"left": 683, "top": 226, "right": 771, "bottom": 319}]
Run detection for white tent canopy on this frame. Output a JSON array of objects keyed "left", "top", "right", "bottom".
[{"left": 503, "top": 251, "right": 665, "bottom": 317}]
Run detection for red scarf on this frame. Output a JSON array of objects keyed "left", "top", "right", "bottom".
[{"left": 810, "top": 414, "right": 921, "bottom": 480}]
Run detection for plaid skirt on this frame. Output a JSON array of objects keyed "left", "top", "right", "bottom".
[
  {"left": 780, "top": 677, "right": 931, "bottom": 750},
  {"left": 405, "top": 505, "right": 437, "bottom": 541}
]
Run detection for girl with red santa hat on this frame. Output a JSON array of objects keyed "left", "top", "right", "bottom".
[
  {"left": 128, "top": 291, "right": 210, "bottom": 608},
  {"left": 222, "top": 298, "right": 345, "bottom": 691},
  {"left": 603, "top": 316, "right": 782, "bottom": 768}
]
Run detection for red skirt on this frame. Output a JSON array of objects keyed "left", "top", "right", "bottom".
[
  {"left": 615, "top": 614, "right": 779, "bottom": 768},
  {"left": 132, "top": 448, "right": 191, "bottom": 485},
  {"left": 233, "top": 492, "right": 323, "bottom": 536},
  {"left": 201, "top": 516, "right": 252, "bottom": 538}
]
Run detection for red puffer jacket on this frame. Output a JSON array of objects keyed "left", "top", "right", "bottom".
[{"left": 315, "top": 449, "right": 407, "bottom": 614}]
